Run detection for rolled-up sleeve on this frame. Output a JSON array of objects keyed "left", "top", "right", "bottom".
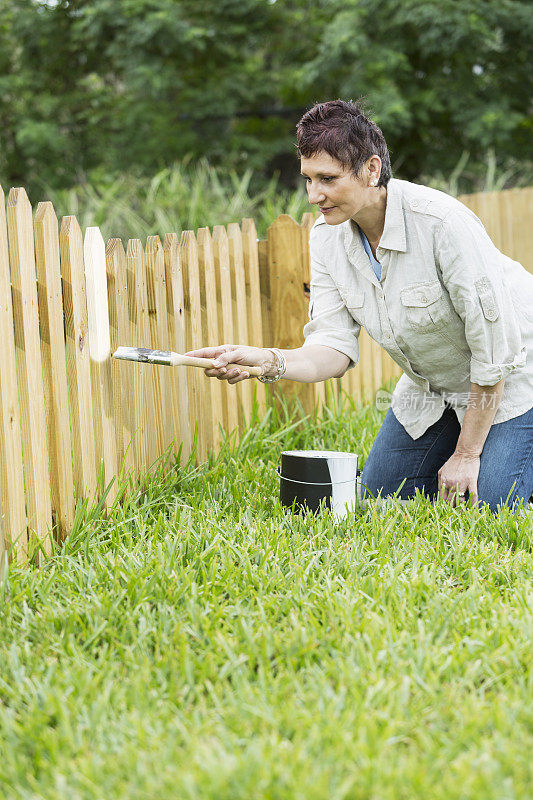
[
  {"left": 436, "top": 209, "right": 526, "bottom": 386},
  {"left": 302, "top": 227, "right": 360, "bottom": 368}
]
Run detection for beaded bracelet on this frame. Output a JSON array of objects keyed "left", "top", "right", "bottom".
[{"left": 257, "top": 348, "right": 287, "bottom": 383}]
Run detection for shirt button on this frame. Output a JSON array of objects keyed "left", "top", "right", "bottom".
[
  {"left": 420, "top": 294, "right": 427, "bottom": 302},
  {"left": 412, "top": 200, "right": 418, "bottom": 207}
]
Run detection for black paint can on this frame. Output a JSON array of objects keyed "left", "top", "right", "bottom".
[{"left": 277, "top": 450, "right": 360, "bottom": 518}]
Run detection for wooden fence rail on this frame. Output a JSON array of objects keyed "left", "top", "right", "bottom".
[{"left": 0, "top": 184, "right": 531, "bottom": 562}]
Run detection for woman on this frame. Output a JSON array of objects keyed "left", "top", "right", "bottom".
[{"left": 186, "top": 99, "right": 533, "bottom": 512}]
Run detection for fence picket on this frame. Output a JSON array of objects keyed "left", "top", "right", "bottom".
[
  {"left": 126, "top": 239, "right": 158, "bottom": 474},
  {"left": 180, "top": 231, "right": 210, "bottom": 463},
  {"left": 7, "top": 188, "right": 52, "bottom": 554},
  {"left": 212, "top": 226, "right": 239, "bottom": 436},
  {"left": 241, "top": 218, "right": 267, "bottom": 417},
  {"left": 228, "top": 223, "right": 254, "bottom": 427},
  {"left": 197, "top": 227, "right": 224, "bottom": 454},
  {"left": 84, "top": 228, "right": 118, "bottom": 505},
  {"left": 60, "top": 216, "right": 97, "bottom": 503},
  {"left": 106, "top": 238, "right": 135, "bottom": 478},
  {"left": 267, "top": 215, "right": 315, "bottom": 416},
  {"left": 0, "top": 186, "right": 27, "bottom": 560},
  {"left": 163, "top": 233, "right": 191, "bottom": 464},
  {"left": 146, "top": 235, "right": 174, "bottom": 465},
  {"left": 257, "top": 239, "right": 272, "bottom": 351},
  {"left": 34, "top": 203, "right": 75, "bottom": 541},
  {"left": 300, "top": 211, "right": 329, "bottom": 414}
]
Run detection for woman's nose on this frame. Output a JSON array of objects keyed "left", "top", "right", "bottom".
[{"left": 307, "top": 184, "right": 326, "bottom": 205}]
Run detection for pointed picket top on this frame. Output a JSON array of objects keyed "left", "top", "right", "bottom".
[
  {"left": 106, "top": 237, "right": 127, "bottom": 274},
  {"left": 179, "top": 229, "right": 199, "bottom": 270},
  {"left": 267, "top": 213, "right": 302, "bottom": 234},
  {"left": 180, "top": 229, "right": 196, "bottom": 246},
  {"left": 212, "top": 224, "right": 230, "bottom": 285},
  {"left": 126, "top": 238, "right": 144, "bottom": 259},
  {"left": 301, "top": 211, "right": 315, "bottom": 228},
  {"left": 241, "top": 217, "right": 257, "bottom": 237},
  {"left": 227, "top": 223, "right": 245, "bottom": 273},
  {"left": 7, "top": 186, "right": 31, "bottom": 209},
  {"left": 126, "top": 238, "right": 147, "bottom": 324},
  {"left": 35, "top": 200, "right": 59, "bottom": 227},
  {"left": 61, "top": 213, "right": 83, "bottom": 244},
  {"left": 212, "top": 224, "right": 229, "bottom": 245},
  {"left": 196, "top": 226, "right": 212, "bottom": 247},
  {"left": 163, "top": 232, "right": 182, "bottom": 307},
  {"left": 146, "top": 234, "right": 163, "bottom": 253},
  {"left": 163, "top": 231, "right": 179, "bottom": 251},
  {"left": 180, "top": 229, "right": 200, "bottom": 307},
  {"left": 7, "top": 187, "right": 34, "bottom": 271}
]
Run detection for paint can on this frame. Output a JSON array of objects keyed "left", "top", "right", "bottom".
[{"left": 277, "top": 450, "right": 360, "bottom": 518}]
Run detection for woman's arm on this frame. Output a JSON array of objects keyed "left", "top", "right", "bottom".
[
  {"left": 270, "top": 345, "right": 351, "bottom": 382},
  {"left": 184, "top": 344, "right": 351, "bottom": 384},
  {"left": 438, "top": 378, "right": 505, "bottom": 505}
]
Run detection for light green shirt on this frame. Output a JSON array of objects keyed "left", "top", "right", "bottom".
[{"left": 303, "top": 177, "right": 533, "bottom": 439}]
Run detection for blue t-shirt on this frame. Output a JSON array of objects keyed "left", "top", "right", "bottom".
[{"left": 357, "top": 224, "right": 382, "bottom": 281}]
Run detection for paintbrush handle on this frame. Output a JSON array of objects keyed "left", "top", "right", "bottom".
[{"left": 171, "top": 353, "right": 263, "bottom": 377}]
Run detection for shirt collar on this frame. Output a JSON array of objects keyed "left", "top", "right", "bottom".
[
  {"left": 379, "top": 178, "right": 407, "bottom": 252},
  {"left": 342, "top": 178, "right": 407, "bottom": 254}
]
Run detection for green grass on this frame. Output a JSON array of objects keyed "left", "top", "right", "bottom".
[{"left": 1, "top": 394, "right": 532, "bottom": 800}]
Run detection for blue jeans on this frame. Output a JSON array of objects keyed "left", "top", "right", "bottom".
[{"left": 361, "top": 405, "right": 533, "bottom": 512}]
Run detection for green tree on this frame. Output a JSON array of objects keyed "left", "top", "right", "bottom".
[{"left": 0, "top": 0, "right": 531, "bottom": 197}]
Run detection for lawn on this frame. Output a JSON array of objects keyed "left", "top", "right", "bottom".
[{"left": 1, "top": 396, "right": 532, "bottom": 800}]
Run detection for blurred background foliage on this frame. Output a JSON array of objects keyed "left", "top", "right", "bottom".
[{"left": 0, "top": 0, "right": 531, "bottom": 232}]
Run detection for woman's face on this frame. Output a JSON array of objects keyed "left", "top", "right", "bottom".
[{"left": 300, "top": 150, "right": 380, "bottom": 225}]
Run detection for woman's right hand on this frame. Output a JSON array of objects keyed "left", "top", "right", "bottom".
[{"left": 183, "top": 344, "right": 275, "bottom": 384}]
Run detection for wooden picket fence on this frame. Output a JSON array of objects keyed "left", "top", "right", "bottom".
[{"left": 0, "top": 184, "right": 531, "bottom": 563}]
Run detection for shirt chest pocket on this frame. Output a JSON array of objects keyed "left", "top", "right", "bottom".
[{"left": 400, "top": 281, "right": 451, "bottom": 331}]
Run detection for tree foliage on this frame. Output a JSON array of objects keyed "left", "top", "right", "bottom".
[{"left": 0, "top": 0, "right": 531, "bottom": 196}]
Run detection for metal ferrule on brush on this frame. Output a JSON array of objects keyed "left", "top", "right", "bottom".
[{"left": 113, "top": 347, "right": 176, "bottom": 366}]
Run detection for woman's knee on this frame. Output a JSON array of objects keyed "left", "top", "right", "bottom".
[{"left": 476, "top": 474, "right": 532, "bottom": 513}]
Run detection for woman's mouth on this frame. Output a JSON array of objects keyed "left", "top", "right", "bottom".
[{"left": 320, "top": 206, "right": 336, "bottom": 214}]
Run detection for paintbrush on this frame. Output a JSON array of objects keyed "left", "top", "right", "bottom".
[{"left": 112, "top": 346, "right": 263, "bottom": 377}]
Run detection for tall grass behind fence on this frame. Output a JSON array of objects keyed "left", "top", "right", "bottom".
[{"left": 0, "top": 184, "right": 531, "bottom": 563}]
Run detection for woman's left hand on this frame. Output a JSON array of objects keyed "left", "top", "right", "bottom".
[{"left": 438, "top": 452, "right": 480, "bottom": 507}]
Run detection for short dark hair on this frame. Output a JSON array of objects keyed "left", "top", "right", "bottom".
[{"left": 295, "top": 99, "right": 392, "bottom": 188}]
